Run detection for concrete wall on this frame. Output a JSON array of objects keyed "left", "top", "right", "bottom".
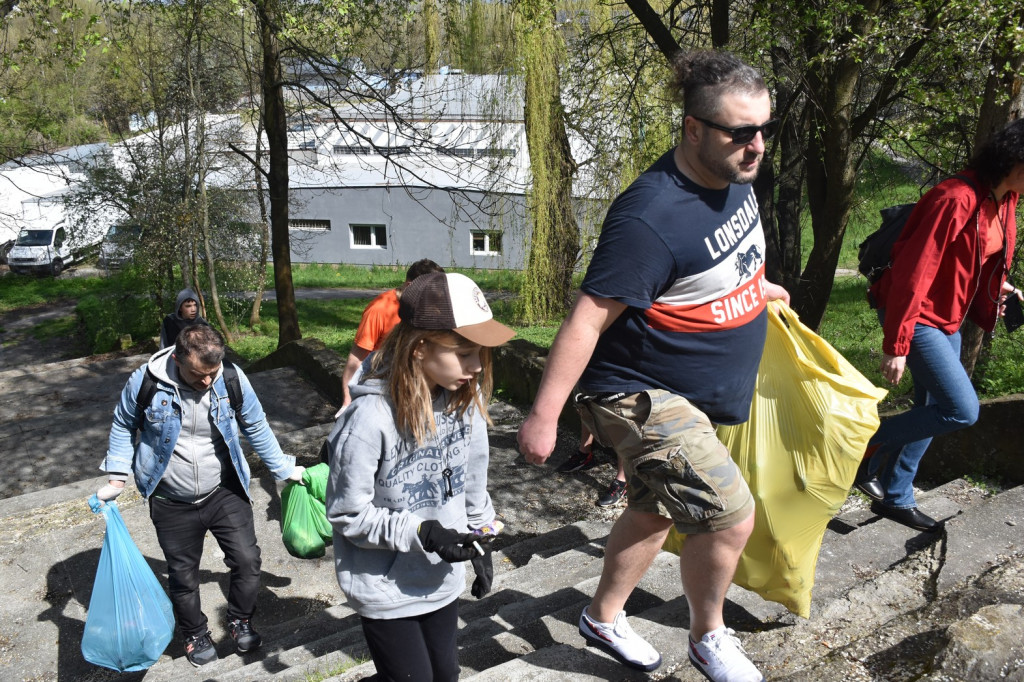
[
  {"left": 250, "top": 336, "right": 1024, "bottom": 489},
  {"left": 490, "top": 338, "right": 1024, "bottom": 487},
  {"left": 911, "top": 395, "right": 1024, "bottom": 485},
  {"left": 246, "top": 337, "right": 347, "bottom": 407}
]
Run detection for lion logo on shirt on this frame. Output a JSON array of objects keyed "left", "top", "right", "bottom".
[{"left": 735, "top": 245, "right": 763, "bottom": 284}]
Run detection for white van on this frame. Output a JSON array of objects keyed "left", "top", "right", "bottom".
[{"left": 7, "top": 225, "right": 77, "bottom": 276}]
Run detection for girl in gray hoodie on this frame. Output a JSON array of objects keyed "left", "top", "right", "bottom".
[{"left": 325, "top": 273, "right": 515, "bottom": 681}]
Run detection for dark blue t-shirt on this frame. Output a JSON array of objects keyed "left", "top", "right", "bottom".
[{"left": 580, "top": 150, "right": 768, "bottom": 425}]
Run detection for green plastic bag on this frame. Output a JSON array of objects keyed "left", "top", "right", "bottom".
[
  {"left": 281, "top": 480, "right": 332, "bottom": 559},
  {"left": 302, "top": 462, "right": 330, "bottom": 503}
]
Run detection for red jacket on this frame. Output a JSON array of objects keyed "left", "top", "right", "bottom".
[{"left": 870, "top": 169, "right": 1018, "bottom": 356}]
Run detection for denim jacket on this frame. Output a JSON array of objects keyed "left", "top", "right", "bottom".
[{"left": 101, "top": 349, "right": 296, "bottom": 499}]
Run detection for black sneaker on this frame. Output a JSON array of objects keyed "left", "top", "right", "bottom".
[
  {"left": 597, "top": 479, "right": 627, "bottom": 507},
  {"left": 184, "top": 631, "right": 218, "bottom": 667},
  {"left": 229, "top": 618, "right": 262, "bottom": 653},
  {"left": 557, "top": 449, "right": 598, "bottom": 473}
]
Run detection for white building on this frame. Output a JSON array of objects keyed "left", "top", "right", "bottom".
[{"left": 2, "top": 72, "right": 602, "bottom": 271}]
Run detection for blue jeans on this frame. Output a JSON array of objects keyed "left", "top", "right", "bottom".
[{"left": 867, "top": 320, "right": 979, "bottom": 508}]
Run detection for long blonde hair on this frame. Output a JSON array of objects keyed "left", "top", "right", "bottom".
[{"left": 368, "top": 322, "right": 494, "bottom": 445}]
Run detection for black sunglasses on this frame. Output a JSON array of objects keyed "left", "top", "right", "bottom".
[{"left": 692, "top": 117, "right": 779, "bottom": 145}]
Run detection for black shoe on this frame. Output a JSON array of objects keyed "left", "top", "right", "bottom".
[
  {"left": 228, "top": 618, "right": 262, "bottom": 653},
  {"left": 184, "top": 631, "right": 218, "bottom": 667},
  {"left": 870, "top": 501, "right": 942, "bottom": 532},
  {"left": 597, "top": 479, "right": 627, "bottom": 507},
  {"left": 855, "top": 476, "right": 885, "bottom": 501},
  {"left": 557, "top": 449, "right": 598, "bottom": 473}
]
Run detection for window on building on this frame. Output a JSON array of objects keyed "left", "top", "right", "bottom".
[
  {"left": 289, "top": 219, "right": 331, "bottom": 232},
  {"left": 446, "top": 148, "right": 514, "bottom": 159},
  {"left": 471, "top": 230, "right": 502, "bottom": 255},
  {"left": 333, "top": 144, "right": 412, "bottom": 156},
  {"left": 333, "top": 144, "right": 373, "bottom": 155},
  {"left": 351, "top": 224, "right": 388, "bottom": 248}
]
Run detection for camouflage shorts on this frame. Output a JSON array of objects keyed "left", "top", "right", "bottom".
[{"left": 575, "top": 389, "right": 754, "bottom": 534}]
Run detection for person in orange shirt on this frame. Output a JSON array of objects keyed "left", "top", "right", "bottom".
[{"left": 340, "top": 259, "right": 444, "bottom": 410}]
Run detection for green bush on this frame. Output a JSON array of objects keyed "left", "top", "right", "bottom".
[{"left": 77, "top": 292, "right": 161, "bottom": 354}]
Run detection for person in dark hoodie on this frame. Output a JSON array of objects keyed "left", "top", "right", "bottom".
[
  {"left": 160, "top": 287, "right": 210, "bottom": 349},
  {"left": 325, "top": 272, "right": 515, "bottom": 682},
  {"left": 94, "top": 324, "right": 305, "bottom": 667}
]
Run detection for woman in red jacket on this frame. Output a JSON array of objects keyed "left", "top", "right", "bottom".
[{"left": 856, "top": 119, "right": 1024, "bottom": 532}]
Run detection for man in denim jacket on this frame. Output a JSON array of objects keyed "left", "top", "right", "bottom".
[{"left": 95, "top": 324, "right": 304, "bottom": 667}]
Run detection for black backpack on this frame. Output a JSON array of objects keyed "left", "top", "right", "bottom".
[
  {"left": 857, "top": 174, "right": 976, "bottom": 284},
  {"left": 135, "top": 361, "right": 244, "bottom": 429}
]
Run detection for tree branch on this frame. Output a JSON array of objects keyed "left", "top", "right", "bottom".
[{"left": 622, "top": 0, "right": 682, "bottom": 63}]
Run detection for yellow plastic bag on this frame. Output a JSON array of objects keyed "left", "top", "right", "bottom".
[{"left": 664, "top": 301, "right": 887, "bottom": 617}]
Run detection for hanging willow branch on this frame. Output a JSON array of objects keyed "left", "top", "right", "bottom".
[{"left": 514, "top": 0, "right": 580, "bottom": 324}]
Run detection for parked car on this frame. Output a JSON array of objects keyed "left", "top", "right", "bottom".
[
  {"left": 0, "top": 239, "right": 13, "bottom": 265},
  {"left": 7, "top": 226, "right": 78, "bottom": 276},
  {"left": 98, "top": 223, "right": 141, "bottom": 271}
]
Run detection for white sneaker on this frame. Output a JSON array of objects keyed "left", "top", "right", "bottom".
[
  {"left": 578, "top": 607, "right": 662, "bottom": 672},
  {"left": 689, "top": 626, "right": 764, "bottom": 682}
]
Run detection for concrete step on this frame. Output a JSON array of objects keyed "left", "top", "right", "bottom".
[
  {"left": 0, "top": 364, "right": 337, "bottom": 499},
  {"left": 0, "top": 472, "right": 344, "bottom": 682},
  {"left": 0, "top": 351, "right": 147, "bottom": 386},
  {"left": 313, "top": 521, "right": 788, "bottom": 682},
  {"left": 463, "top": 481, "right": 1019, "bottom": 681},
  {"left": 0, "top": 357, "right": 147, "bottom": 425},
  {"left": 751, "top": 484, "right": 1024, "bottom": 680},
  {"left": 809, "top": 477, "right": 989, "bottom": 607},
  {"left": 3, "top": 463, "right": 1012, "bottom": 682},
  {"left": 5, "top": 329, "right": 1019, "bottom": 682},
  {"left": 203, "top": 521, "right": 619, "bottom": 681}
]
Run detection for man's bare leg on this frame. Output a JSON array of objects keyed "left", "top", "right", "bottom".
[
  {"left": 679, "top": 510, "right": 754, "bottom": 640},
  {"left": 588, "top": 508, "right": 673, "bottom": 623}
]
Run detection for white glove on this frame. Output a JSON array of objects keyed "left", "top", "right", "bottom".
[
  {"left": 287, "top": 465, "right": 306, "bottom": 485},
  {"left": 96, "top": 482, "right": 124, "bottom": 501}
]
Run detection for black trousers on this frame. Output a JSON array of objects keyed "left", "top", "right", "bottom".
[
  {"left": 149, "top": 486, "right": 261, "bottom": 638},
  {"left": 360, "top": 600, "right": 460, "bottom": 681}
]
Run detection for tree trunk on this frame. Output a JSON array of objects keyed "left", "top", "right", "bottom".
[
  {"left": 621, "top": 0, "right": 680, "bottom": 62},
  {"left": 710, "top": 0, "right": 729, "bottom": 48},
  {"left": 518, "top": 0, "right": 579, "bottom": 324},
  {"left": 254, "top": 0, "right": 301, "bottom": 346},
  {"left": 185, "top": 0, "right": 232, "bottom": 343},
  {"left": 794, "top": 86, "right": 858, "bottom": 329},
  {"left": 791, "top": 6, "right": 874, "bottom": 330},
  {"left": 761, "top": 40, "right": 805, "bottom": 292},
  {"left": 960, "top": 7, "right": 1024, "bottom": 378},
  {"left": 250, "top": 168, "right": 271, "bottom": 328},
  {"left": 196, "top": 126, "right": 232, "bottom": 342}
]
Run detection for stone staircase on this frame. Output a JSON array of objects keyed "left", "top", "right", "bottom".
[{"left": 1, "top": 349, "right": 1023, "bottom": 681}]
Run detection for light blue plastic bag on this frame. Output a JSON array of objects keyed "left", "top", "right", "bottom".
[{"left": 81, "top": 495, "right": 175, "bottom": 672}]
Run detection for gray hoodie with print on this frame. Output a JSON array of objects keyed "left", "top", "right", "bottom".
[{"left": 324, "top": 375, "right": 495, "bottom": 619}]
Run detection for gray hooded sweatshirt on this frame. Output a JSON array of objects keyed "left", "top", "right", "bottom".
[
  {"left": 324, "top": 375, "right": 496, "bottom": 619},
  {"left": 147, "top": 345, "right": 233, "bottom": 502}
]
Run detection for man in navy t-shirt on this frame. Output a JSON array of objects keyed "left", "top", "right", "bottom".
[{"left": 518, "top": 51, "right": 789, "bottom": 682}]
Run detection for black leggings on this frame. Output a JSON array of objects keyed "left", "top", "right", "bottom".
[{"left": 360, "top": 600, "right": 460, "bottom": 681}]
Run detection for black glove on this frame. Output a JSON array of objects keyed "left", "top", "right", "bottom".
[
  {"left": 417, "top": 520, "right": 477, "bottom": 563},
  {"left": 471, "top": 549, "right": 493, "bottom": 598}
]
